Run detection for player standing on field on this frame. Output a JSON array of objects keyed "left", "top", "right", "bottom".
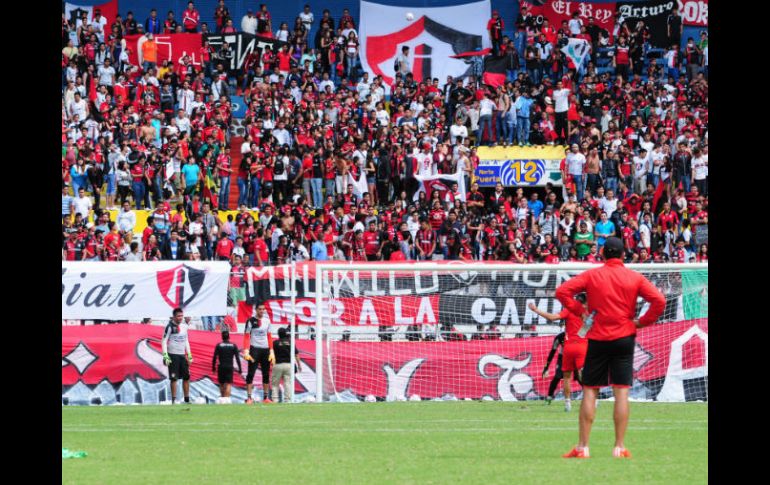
[
  {"left": 532, "top": 293, "right": 589, "bottom": 411},
  {"left": 540, "top": 328, "right": 565, "bottom": 405},
  {"left": 271, "top": 327, "right": 302, "bottom": 403},
  {"left": 243, "top": 304, "right": 276, "bottom": 404},
  {"left": 556, "top": 237, "right": 665, "bottom": 459},
  {"left": 162, "top": 307, "right": 194, "bottom": 404},
  {"left": 212, "top": 329, "right": 242, "bottom": 403}
]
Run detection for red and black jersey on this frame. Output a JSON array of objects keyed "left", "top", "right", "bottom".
[
  {"left": 417, "top": 228, "right": 435, "bottom": 256},
  {"left": 658, "top": 211, "right": 679, "bottom": 232},
  {"left": 351, "top": 238, "right": 367, "bottom": 261},
  {"left": 341, "top": 193, "right": 357, "bottom": 214},
  {"left": 363, "top": 230, "right": 380, "bottom": 255},
  {"left": 429, "top": 209, "right": 446, "bottom": 231}
]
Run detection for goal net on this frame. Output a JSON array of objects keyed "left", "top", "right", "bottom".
[{"left": 304, "top": 262, "right": 707, "bottom": 403}]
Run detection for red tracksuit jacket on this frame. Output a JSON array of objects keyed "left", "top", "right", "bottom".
[{"left": 555, "top": 259, "right": 666, "bottom": 341}]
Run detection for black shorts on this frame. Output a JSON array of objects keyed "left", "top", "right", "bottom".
[
  {"left": 245, "top": 347, "right": 271, "bottom": 384},
  {"left": 217, "top": 367, "right": 234, "bottom": 384},
  {"left": 168, "top": 354, "right": 190, "bottom": 381},
  {"left": 582, "top": 335, "right": 635, "bottom": 388}
]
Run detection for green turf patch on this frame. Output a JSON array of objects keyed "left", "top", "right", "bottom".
[{"left": 63, "top": 401, "right": 707, "bottom": 484}]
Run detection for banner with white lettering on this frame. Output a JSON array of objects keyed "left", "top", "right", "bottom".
[
  {"left": 617, "top": 0, "right": 677, "bottom": 47},
  {"left": 203, "top": 32, "right": 288, "bottom": 71},
  {"left": 359, "top": 0, "right": 491, "bottom": 86},
  {"left": 62, "top": 262, "right": 230, "bottom": 319},
  {"left": 678, "top": 0, "right": 708, "bottom": 27},
  {"left": 239, "top": 262, "right": 690, "bottom": 328},
  {"left": 62, "top": 320, "right": 707, "bottom": 404}
]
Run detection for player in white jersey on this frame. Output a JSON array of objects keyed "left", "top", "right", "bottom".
[
  {"left": 162, "top": 307, "right": 193, "bottom": 404},
  {"left": 242, "top": 304, "right": 276, "bottom": 403}
]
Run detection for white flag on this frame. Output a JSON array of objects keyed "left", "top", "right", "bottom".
[{"left": 561, "top": 38, "right": 591, "bottom": 70}]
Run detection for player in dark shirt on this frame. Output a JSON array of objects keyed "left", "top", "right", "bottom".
[
  {"left": 542, "top": 331, "right": 565, "bottom": 405},
  {"left": 271, "top": 327, "right": 302, "bottom": 402},
  {"left": 212, "top": 329, "right": 242, "bottom": 403}
]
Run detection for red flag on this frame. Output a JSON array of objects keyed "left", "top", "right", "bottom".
[
  {"left": 652, "top": 178, "right": 666, "bottom": 214},
  {"left": 237, "top": 301, "right": 253, "bottom": 323}
]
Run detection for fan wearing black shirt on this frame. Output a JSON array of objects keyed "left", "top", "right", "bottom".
[
  {"left": 212, "top": 329, "right": 242, "bottom": 402},
  {"left": 271, "top": 327, "right": 301, "bottom": 403}
]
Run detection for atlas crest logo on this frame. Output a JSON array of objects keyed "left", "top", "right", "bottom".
[
  {"left": 156, "top": 264, "right": 205, "bottom": 308},
  {"left": 366, "top": 16, "right": 482, "bottom": 84}
]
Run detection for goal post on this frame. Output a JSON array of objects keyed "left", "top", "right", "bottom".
[{"left": 310, "top": 262, "right": 708, "bottom": 404}]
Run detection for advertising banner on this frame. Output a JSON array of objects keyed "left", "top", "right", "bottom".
[
  {"left": 62, "top": 320, "right": 707, "bottom": 403},
  {"left": 62, "top": 262, "right": 230, "bottom": 319},
  {"left": 474, "top": 146, "right": 566, "bottom": 187}
]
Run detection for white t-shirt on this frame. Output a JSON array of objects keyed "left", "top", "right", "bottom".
[
  {"left": 449, "top": 124, "right": 469, "bottom": 144},
  {"left": 633, "top": 156, "right": 648, "bottom": 177},
  {"left": 73, "top": 196, "right": 93, "bottom": 219},
  {"left": 553, "top": 88, "right": 570, "bottom": 113},
  {"left": 479, "top": 98, "right": 496, "bottom": 117},
  {"left": 97, "top": 66, "right": 115, "bottom": 86},
  {"left": 566, "top": 152, "right": 586, "bottom": 175},
  {"left": 692, "top": 156, "right": 707, "bottom": 180},
  {"left": 376, "top": 109, "right": 390, "bottom": 127},
  {"left": 639, "top": 223, "right": 651, "bottom": 248},
  {"left": 299, "top": 11, "right": 314, "bottom": 31},
  {"left": 69, "top": 99, "right": 88, "bottom": 120},
  {"left": 273, "top": 128, "right": 291, "bottom": 147},
  {"left": 599, "top": 197, "right": 618, "bottom": 219},
  {"left": 415, "top": 152, "right": 434, "bottom": 176},
  {"left": 275, "top": 29, "right": 290, "bottom": 42}
]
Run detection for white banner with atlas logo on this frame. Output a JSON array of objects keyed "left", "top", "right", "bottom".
[
  {"left": 359, "top": 0, "right": 491, "bottom": 88},
  {"left": 62, "top": 262, "right": 231, "bottom": 320}
]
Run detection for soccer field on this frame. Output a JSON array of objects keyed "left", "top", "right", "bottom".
[{"left": 62, "top": 401, "right": 707, "bottom": 484}]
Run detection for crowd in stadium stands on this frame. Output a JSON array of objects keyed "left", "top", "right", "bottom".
[{"left": 61, "top": 1, "right": 708, "bottom": 272}]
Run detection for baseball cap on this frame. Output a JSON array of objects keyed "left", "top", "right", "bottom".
[{"left": 603, "top": 237, "right": 624, "bottom": 259}]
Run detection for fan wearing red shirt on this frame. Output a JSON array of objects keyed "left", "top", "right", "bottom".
[
  {"left": 182, "top": 2, "right": 200, "bottom": 33},
  {"left": 215, "top": 235, "right": 234, "bottom": 260},
  {"left": 429, "top": 203, "right": 446, "bottom": 231},
  {"left": 657, "top": 202, "right": 679, "bottom": 233},
  {"left": 528, "top": 292, "right": 588, "bottom": 412},
  {"left": 351, "top": 230, "right": 367, "bottom": 261},
  {"left": 556, "top": 237, "right": 665, "bottom": 459},
  {"left": 363, "top": 221, "right": 381, "bottom": 261}
]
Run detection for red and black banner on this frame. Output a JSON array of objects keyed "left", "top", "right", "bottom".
[{"left": 62, "top": 320, "right": 708, "bottom": 403}]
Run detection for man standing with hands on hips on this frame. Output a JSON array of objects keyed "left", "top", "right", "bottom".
[{"left": 555, "top": 237, "right": 665, "bottom": 459}]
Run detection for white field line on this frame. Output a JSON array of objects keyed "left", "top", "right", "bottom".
[
  {"left": 63, "top": 425, "right": 706, "bottom": 433},
  {"left": 61, "top": 418, "right": 707, "bottom": 427}
]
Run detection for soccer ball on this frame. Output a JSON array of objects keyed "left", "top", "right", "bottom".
[
  {"left": 365, "top": 394, "right": 376, "bottom": 402},
  {"left": 406, "top": 12, "right": 414, "bottom": 21},
  {"left": 409, "top": 394, "right": 421, "bottom": 401}
]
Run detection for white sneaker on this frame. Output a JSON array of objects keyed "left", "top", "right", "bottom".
[{"left": 565, "top": 401, "right": 572, "bottom": 412}]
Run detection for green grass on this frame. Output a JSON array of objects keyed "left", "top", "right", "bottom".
[{"left": 62, "top": 401, "right": 707, "bottom": 484}]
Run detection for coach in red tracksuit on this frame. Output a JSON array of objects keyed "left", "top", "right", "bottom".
[{"left": 555, "top": 237, "right": 665, "bottom": 459}]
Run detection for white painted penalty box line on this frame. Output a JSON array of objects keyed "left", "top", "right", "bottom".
[{"left": 63, "top": 426, "right": 707, "bottom": 433}]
